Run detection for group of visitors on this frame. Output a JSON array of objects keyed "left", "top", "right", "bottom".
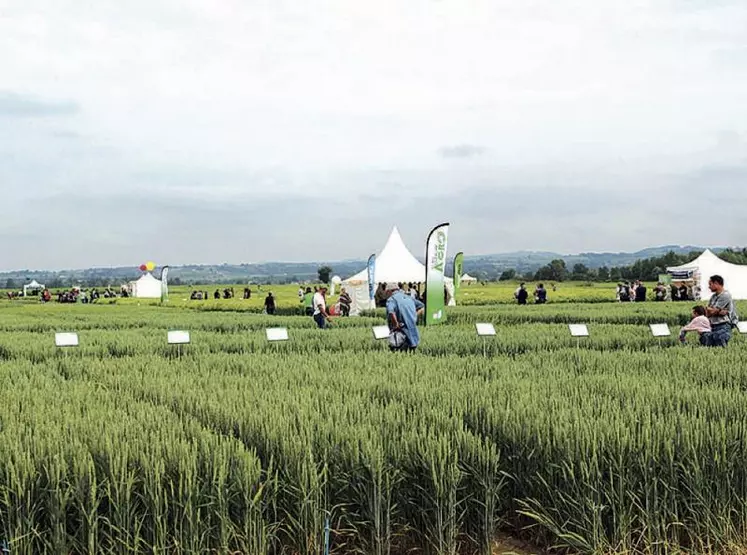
[
  {"left": 375, "top": 282, "right": 423, "bottom": 307},
  {"left": 616, "top": 281, "right": 649, "bottom": 302},
  {"left": 514, "top": 283, "right": 549, "bottom": 305},
  {"left": 7, "top": 287, "right": 121, "bottom": 302},
  {"left": 616, "top": 281, "right": 697, "bottom": 302},
  {"left": 298, "top": 286, "right": 352, "bottom": 318},
  {"left": 671, "top": 282, "right": 696, "bottom": 302},
  {"left": 191, "top": 286, "right": 267, "bottom": 301},
  {"left": 46, "top": 287, "right": 117, "bottom": 303},
  {"left": 679, "top": 275, "right": 739, "bottom": 347}
]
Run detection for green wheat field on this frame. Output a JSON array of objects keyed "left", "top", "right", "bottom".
[{"left": 1, "top": 285, "right": 746, "bottom": 554}]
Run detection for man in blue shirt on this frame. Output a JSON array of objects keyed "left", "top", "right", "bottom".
[{"left": 386, "top": 283, "right": 425, "bottom": 351}]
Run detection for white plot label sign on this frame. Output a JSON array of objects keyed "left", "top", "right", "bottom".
[
  {"left": 55, "top": 332, "right": 79, "bottom": 347},
  {"left": 372, "top": 325, "right": 391, "bottom": 340},
  {"left": 569, "top": 324, "right": 589, "bottom": 337},
  {"left": 737, "top": 321, "right": 747, "bottom": 335},
  {"left": 475, "top": 323, "right": 496, "bottom": 337},
  {"left": 167, "top": 330, "right": 191, "bottom": 345},
  {"left": 650, "top": 324, "right": 671, "bottom": 337},
  {"left": 266, "top": 328, "right": 289, "bottom": 342}
]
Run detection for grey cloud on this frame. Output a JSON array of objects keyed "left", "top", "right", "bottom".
[
  {"left": 0, "top": 92, "right": 79, "bottom": 117},
  {"left": 438, "top": 144, "right": 486, "bottom": 159},
  {"left": 2, "top": 161, "right": 747, "bottom": 271}
]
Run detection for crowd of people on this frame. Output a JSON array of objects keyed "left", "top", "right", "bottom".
[
  {"left": 9, "top": 287, "right": 123, "bottom": 303},
  {"left": 616, "top": 281, "right": 696, "bottom": 302},
  {"left": 301, "top": 282, "right": 424, "bottom": 353}
]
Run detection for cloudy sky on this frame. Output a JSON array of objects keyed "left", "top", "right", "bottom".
[{"left": 1, "top": 0, "right": 746, "bottom": 270}]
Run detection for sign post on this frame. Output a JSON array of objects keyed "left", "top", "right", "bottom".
[
  {"left": 569, "top": 324, "right": 589, "bottom": 349},
  {"left": 372, "top": 325, "right": 391, "bottom": 340},
  {"left": 167, "top": 330, "right": 190, "bottom": 358},
  {"left": 266, "top": 328, "right": 289, "bottom": 342},
  {"left": 55, "top": 332, "right": 79, "bottom": 359},
  {"left": 649, "top": 323, "right": 671, "bottom": 349},
  {"left": 475, "top": 323, "right": 496, "bottom": 357}
]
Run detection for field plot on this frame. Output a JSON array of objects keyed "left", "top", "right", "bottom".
[{"left": 0, "top": 302, "right": 746, "bottom": 554}]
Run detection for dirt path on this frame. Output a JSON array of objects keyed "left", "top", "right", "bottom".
[{"left": 493, "top": 534, "right": 551, "bottom": 555}]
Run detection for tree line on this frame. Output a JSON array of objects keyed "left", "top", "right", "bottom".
[{"left": 498, "top": 248, "right": 747, "bottom": 283}]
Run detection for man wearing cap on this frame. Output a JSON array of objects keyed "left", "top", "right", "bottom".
[{"left": 386, "top": 283, "right": 425, "bottom": 351}]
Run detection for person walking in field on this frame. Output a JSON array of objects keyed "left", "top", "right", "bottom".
[
  {"left": 313, "top": 287, "right": 331, "bottom": 328},
  {"left": 679, "top": 305, "right": 711, "bottom": 346},
  {"left": 705, "top": 275, "right": 738, "bottom": 347},
  {"left": 386, "top": 284, "right": 424, "bottom": 352},
  {"left": 264, "top": 292, "right": 276, "bottom": 315}
]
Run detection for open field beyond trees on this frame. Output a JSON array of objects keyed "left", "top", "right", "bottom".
[{"left": 1, "top": 291, "right": 747, "bottom": 554}]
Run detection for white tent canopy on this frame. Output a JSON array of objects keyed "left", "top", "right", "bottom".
[
  {"left": 666, "top": 249, "right": 747, "bottom": 301},
  {"left": 461, "top": 273, "right": 477, "bottom": 283},
  {"left": 343, "top": 226, "right": 455, "bottom": 315},
  {"left": 23, "top": 280, "right": 44, "bottom": 297},
  {"left": 130, "top": 273, "right": 163, "bottom": 299}
]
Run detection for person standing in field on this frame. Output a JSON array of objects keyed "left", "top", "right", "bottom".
[
  {"left": 264, "top": 292, "right": 276, "bottom": 315},
  {"left": 705, "top": 275, "right": 737, "bottom": 347},
  {"left": 634, "top": 280, "right": 647, "bottom": 302},
  {"left": 375, "top": 283, "right": 388, "bottom": 308},
  {"left": 339, "top": 287, "right": 352, "bottom": 317},
  {"left": 654, "top": 282, "right": 667, "bottom": 301},
  {"left": 313, "top": 287, "right": 331, "bottom": 328},
  {"left": 534, "top": 283, "right": 547, "bottom": 304},
  {"left": 679, "top": 305, "right": 711, "bottom": 346},
  {"left": 386, "top": 285, "right": 425, "bottom": 352},
  {"left": 302, "top": 287, "right": 314, "bottom": 316},
  {"left": 618, "top": 283, "right": 631, "bottom": 302},
  {"left": 515, "top": 283, "right": 528, "bottom": 305}
]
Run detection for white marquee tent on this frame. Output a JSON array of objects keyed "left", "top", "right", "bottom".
[
  {"left": 461, "top": 273, "right": 477, "bottom": 284},
  {"left": 130, "top": 273, "right": 163, "bottom": 299},
  {"left": 666, "top": 249, "right": 747, "bottom": 301},
  {"left": 23, "top": 280, "right": 44, "bottom": 297},
  {"left": 342, "top": 226, "right": 455, "bottom": 315}
]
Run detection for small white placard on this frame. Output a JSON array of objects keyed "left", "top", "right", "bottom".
[
  {"left": 737, "top": 321, "right": 747, "bottom": 334},
  {"left": 475, "top": 323, "right": 496, "bottom": 337},
  {"left": 569, "top": 324, "right": 589, "bottom": 337},
  {"left": 372, "top": 325, "right": 391, "bottom": 340},
  {"left": 167, "top": 330, "right": 191, "bottom": 345},
  {"left": 266, "top": 327, "right": 289, "bottom": 342},
  {"left": 55, "top": 332, "right": 79, "bottom": 347},
  {"left": 650, "top": 323, "right": 671, "bottom": 337}
]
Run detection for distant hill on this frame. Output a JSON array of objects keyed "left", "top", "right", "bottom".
[{"left": 0, "top": 246, "right": 724, "bottom": 287}]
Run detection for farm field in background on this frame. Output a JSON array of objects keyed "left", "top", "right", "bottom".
[
  {"left": 2, "top": 281, "right": 663, "bottom": 311},
  {"left": 1, "top": 298, "right": 747, "bottom": 554}
]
